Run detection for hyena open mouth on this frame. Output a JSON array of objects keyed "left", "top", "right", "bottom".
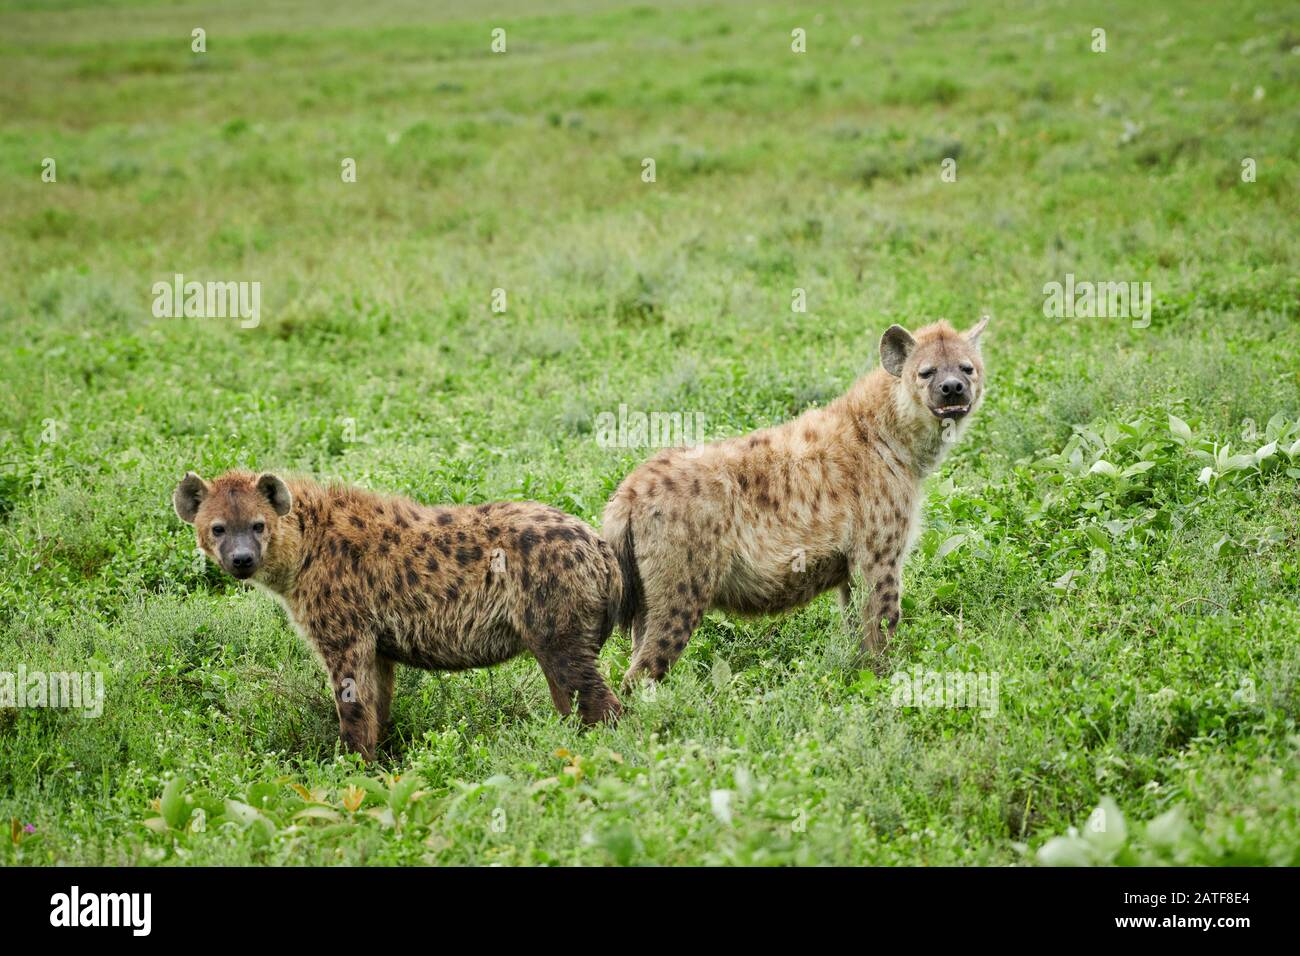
[{"left": 929, "top": 403, "right": 971, "bottom": 419}]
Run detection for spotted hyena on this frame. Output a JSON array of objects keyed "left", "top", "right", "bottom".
[
  {"left": 603, "top": 318, "right": 988, "bottom": 688},
  {"left": 174, "top": 471, "right": 622, "bottom": 759}
]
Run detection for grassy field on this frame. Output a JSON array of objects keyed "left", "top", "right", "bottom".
[{"left": 1, "top": 0, "right": 1298, "bottom": 866}]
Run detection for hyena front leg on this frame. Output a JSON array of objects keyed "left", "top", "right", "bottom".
[
  {"left": 321, "top": 639, "right": 382, "bottom": 761},
  {"left": 853, "top": 544, "right": 902, "bottom": 661}
]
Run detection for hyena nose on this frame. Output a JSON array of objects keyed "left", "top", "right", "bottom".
[
  {"left": 939, "top": 378, "right": 966, "bottom": 398},
  {"left": 231, "top": 552, "right": 255, "bottom": 572}
]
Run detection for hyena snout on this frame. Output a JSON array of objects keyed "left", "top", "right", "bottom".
[
  {"left": 227, "top": 545, "right": 258, "bottom": 578},
  {"left": 932, "top": 376, "right": 971, "bottom": 418}
]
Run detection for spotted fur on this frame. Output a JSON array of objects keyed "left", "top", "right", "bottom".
[
  {"left": 175, "top": 471, "right": 622, "bottom": 759},
  {"left": 603, "top": 319, "right": 988, "bottom": 687}
]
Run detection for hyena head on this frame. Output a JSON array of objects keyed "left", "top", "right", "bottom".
[
  {"left": 880, "top": 317, "right": 988, "bottom": 428},
  {"left": 173, "top": 470, "right": 292, "bottom": 580}
]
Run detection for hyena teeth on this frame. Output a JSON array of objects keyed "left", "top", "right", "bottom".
[
  {"left": 174, "top": 470, "right": 623, "bottom": 760},
  {"left": 603, "top": 317, "right": 988, "bottom": 687}
]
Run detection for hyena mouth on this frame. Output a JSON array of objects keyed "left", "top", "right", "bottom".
[
  {"left": 930, "top": 403, "right": 972, "bottom": 421},
  {"left": 929, "top": 403, "right": 971, "bottom": 420}
]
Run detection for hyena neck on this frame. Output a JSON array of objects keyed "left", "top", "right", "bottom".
[
  {"left": 843, "top": 370, "right": 953, "bottom": 479},
  {"left": 255, "top": 480, "right": 326, "bottom": 597}
]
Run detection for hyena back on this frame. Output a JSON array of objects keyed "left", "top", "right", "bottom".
[
  {"left": 175, "top": 471, "right": 622, "bottom": 759},
  {"left": 603, "top": 318, "right": 988, "bottom": 688}
]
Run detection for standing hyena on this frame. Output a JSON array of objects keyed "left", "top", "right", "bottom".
[
  {"left": 603, "top": 318, "right": 988, "bottom": 688},
  {"left": 174, "top": 471, "right": 622, "bottom": 759}
]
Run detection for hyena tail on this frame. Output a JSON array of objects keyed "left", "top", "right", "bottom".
[{"left": 602, "top": 500, "right": 643, "bottom": 636}]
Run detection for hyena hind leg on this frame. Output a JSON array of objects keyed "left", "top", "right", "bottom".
[
  {"left": 532, "top": 634, "right": 622, "bottom": 726},
  {"left": 622, "top": 602, "right": 705, "bottom": 690}
]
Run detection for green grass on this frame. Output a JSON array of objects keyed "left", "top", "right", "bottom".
[{"left": 1, "top": 0, "right": 1299, "bottom": 865}]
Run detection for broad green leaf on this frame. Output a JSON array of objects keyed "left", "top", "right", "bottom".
[
  {"left": 1083, "top": 797, "right": 1127, "bottom": 856},
  {"left": 1168, "top": 414, "right": 1192, "bottom": 443},
  {"left": 160, "top": 776, "right": 192, "bottom": 830},
  {"left": 1052, "top": 569, "right": 1083, "bottom": 590},
  {"left": 1084, "top": 526, "right": 1110, "bottom": 550},
  {"left": 1211, "top": 536, "right": 1238, "bottom": 559},
  {"left": 1265, "top": 411, "right": 1287, "bottom": 441},
  {"left": 293, "top": 806, "right": 343, "bottom": 823},
  {"left": 936, "top": 533, "right": 966, "bottom": 560},
  {"left": 1145, "top": 806, "right": 1192, "bottom": 849},
  {"left": 223, "top": 799, "right": 265, "bottom": 827},
  {"left": 1089, "top": 459, "right": 1119, "bottom": 477},
  {"left": 1036, "top": 835, "right": 1094, "bottom": 867},
  {"left": 366, "top": 806, "right": 396, "bottom": 828},
  {"left": 711, "top": 657, "right": 733, "bottom": 692},
  {"left": 1121, "top": 461, "right": 1156, "bottom": 478},
  {"left": 389, "top": 775, "right": 423, "bottom": 815}
]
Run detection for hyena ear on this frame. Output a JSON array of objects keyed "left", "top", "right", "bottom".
[
  {"left": 173, "top": 471, "right": 209, "bottom": 524},
  {"left": 879, "top": 324, "right": 917, "bottom": 377},
  {"left": 256, "top": 473, "right": 293, "bottom": 516},
  {"left": 964, "top": 316, "right": 989, "bottom": 349}
]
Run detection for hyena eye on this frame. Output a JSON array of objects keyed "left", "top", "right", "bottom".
[
  {"left": 211, "top": 524, "right": 225, "bottom": 537},
  {"left": 918, "top": 368, "right": 936, "bottom": 379},
  {"left": 252, "top": 521, "right": 265, "bottom": 533},
  {"left": 960, "top": 364, "right": 975, "bottom": 374}
]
